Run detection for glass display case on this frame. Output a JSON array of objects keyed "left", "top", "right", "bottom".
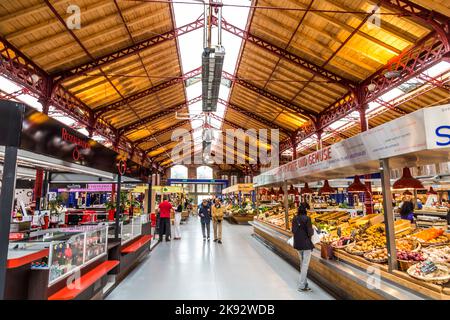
[
  {"left": 47, "top": 225, "right": 108, "bottom": 285},
  {"left": 120, "top": 216, "right": 143, "bottom": 245}
]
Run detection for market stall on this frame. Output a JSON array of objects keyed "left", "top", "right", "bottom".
[
  {"left": 253, "top": 105, "right": 450, "bottom": 300},
  {"left": 0, "top": 101, "right": 153, "bottom": 299},
  {"left": 222, "top": 183, "right": 256, "bottom": 224}
]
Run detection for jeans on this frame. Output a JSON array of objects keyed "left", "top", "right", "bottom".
[
  {"left": 298, "top": 249, "right": 312, "bottom": 289},
  {"left": 201, "top": 222, "right": 210, "bottom": 239},
  {"left": 159, "top": 217, "right": 171, "bottom": 240}
]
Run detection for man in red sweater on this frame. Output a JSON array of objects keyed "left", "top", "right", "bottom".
[{"left": 158, "top": 196, "right": 173, "bottom": 242}]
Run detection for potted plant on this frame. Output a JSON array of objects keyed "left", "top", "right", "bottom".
[{"left": 105, "top": 201, "right": 116, "bottom": 221}]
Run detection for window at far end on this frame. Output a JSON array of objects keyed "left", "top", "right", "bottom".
[
  {"left": 171, "top": 165, "right": 188, "bottom": 179},
  {"left": 197, "top": 166, "right": 213, "bottom": 180}
]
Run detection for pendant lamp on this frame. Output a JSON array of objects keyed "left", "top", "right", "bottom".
[
  {"left": 268, "top": 187, "right": 275, "bottom": 196},
  {"left": 278, "top": 186, "right": 284, "bottom": 196},
  {"left": 301, "top": 183, "right": 314, "bottom": 194},
  {"left": 288, "top": 185, "right": 297, "bottom": 195},
  {"left": 392, "top": 167, "right": 424, "bottom": 190},
  {"left": 427, "top": 187, "right": 438, "bottom": 195},
  {"left": 347, "top": 176, "right": 367, "bottom": 193},
  {"left": 319, "top": 180, "right": 336, "bottom": 195}
]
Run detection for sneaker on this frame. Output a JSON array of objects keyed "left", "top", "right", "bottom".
[
  {"left": 203, "top": 238, "right": 206, "bottom": 241},
  {"left": 213, "top": 239, "right": 218, "bottom": 242},
  {"left": 207, "top": 238, "right": 210, "bottom": 241},
  {"left": 218, "top": 240, "right": 222, "bottom": 244},
  {"left": 298, "top": 287, "right": 311, "bottom": 292}
]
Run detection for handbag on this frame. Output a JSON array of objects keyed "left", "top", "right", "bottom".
[
  {"left": 287, "top": 237, "right": 294, "bottom": 247},
  {"left": 311, "top": 226, "right": 320, "bottom": 245}
]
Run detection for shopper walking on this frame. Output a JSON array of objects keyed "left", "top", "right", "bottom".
[
  {"left": 173, "top": 200, "right": 183, "bottom": 240},
  {"left": 198, "top": 199, "right": 212, "bottom": 241},
  {"left": 292, "top": 204, "right": 314, "bottom": 292},
  {"left": 158, "top": 196, "right": 173, "bottom": 242},
  {"left": 212, "top": 198, "right": 224, "bottom": 244}
]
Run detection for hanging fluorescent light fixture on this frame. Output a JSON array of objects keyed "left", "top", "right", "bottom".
[{"left": 202, "top": 1, "right": 225, "bottom": 113}]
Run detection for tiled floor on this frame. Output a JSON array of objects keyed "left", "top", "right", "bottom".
[{"left": 107, "top": 217, "right": 334, "bottom": 300}]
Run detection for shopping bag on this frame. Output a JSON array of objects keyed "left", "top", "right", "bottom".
[
  {"left": 311, "top": 226, "right": 320, "bottom": 245},
  {"left": 287, "top": 237, "right": 294, "bottom": 247}
]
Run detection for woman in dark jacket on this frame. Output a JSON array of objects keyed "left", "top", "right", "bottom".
[
  {"left": 292, "top": 204, "right": 314, "bottom": 292},
  {"left": 400, "top": 199, "right": 415, "bottom": 222},
  {"left": 198, "top": 199, "right": 212, "bottom": 241}
]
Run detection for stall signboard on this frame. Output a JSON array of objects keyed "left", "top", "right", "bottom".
[
  {"left": 222, "top": 183, "right": 254, "bottom": 194},
  {"left": 0, "top": 103, "right": 150, "bottom": 181},
  {"left": 87, "top": 184, "right": 113, "bottom": 192},
  {"left": 254, "top": 105, "right": 450, "bottom": 186}
]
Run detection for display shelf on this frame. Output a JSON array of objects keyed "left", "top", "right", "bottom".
[
  {"left": 121, "top": 235, "right": 152, "bottom": 254},
  {"left": 252, "top": 220, "right": 448, "bottom": 300},
  {"left": 7, "top": 248, "right": 49, "bottom": 269},
  {"left": 48, "top": 260, "right": 119, "bottom": 300}
]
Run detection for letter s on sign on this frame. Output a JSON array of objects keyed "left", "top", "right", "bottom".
[{"left": 436, "top": 126, "right": 450, "bottom": 146}]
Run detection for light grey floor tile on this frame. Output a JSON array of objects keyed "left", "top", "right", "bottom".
[{"left": 106, "top": 217, "right": 333, "bottom": 300}]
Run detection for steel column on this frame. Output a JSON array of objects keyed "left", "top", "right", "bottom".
[
  {"left": 115, "top": 174, "right": 122, "bottom": 240},
  {"left": 380, "top": 158, "right": 397, "bottom": 272},
  {"left": 283, "top": 181, "right": 289, "bottom": 229},
  {"left": 0, "top": 146, "right": 18, "bottom": 299}
]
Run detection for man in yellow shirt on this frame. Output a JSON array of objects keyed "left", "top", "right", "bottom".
[{"left": 212, "top": 198, "right": 224, "bottom": 244}]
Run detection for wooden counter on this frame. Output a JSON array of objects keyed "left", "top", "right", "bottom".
[{"left": 251, "top": 220, "right": 450, "bottom": 300}]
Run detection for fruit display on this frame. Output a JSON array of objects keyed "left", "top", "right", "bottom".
[
  {"left": 364, "top": 248, "right": 388, "bottom": 263},
  {"left": 396, "top": 238, "right": 420, "bottom": 252},
  {"left": 411, "top": 228, "right": 444, "bottom": 242},
  {"left": 407, "top": 261, "right": 450, "bottom": 284},
  {"left": 331, "top": 236, "right": 353, "bottom": 248},
  {"left": 397, "top": 250, "right": 426, "bottom": 262},
  {"left": 321, "top": 234, "right": 338, "bottom": 245},
  {"left": 424, "top": 235, "right": 449, "bottom": 246},
  {"left": 421, "top": 246, "right": 450, "bottom": 264},
  {"left": 346, "top": 241, "right": 376, "bottom": 255},
  {"left": 314, "top": 211, "right": 350, "bottom": 225}
]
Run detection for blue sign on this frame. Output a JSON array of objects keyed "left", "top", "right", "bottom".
[{"left": 436, "top": 125, "right": 450, "bottom": 146}]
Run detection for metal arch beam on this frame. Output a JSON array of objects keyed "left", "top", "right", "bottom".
[
  {"left": 279, "top": 30, "right": 449, "bottom": 153},
  {"left": 222, "top": 71, "right": 318, "bottom": 120},
  {"left": 52, "top": 18, "right": 205, "bottom": 83},
  {"left": 119, "top": 96, "right": 202, "bottom": 134},
  {"left": 0, "top": 36, "right": 151, "bottom": 166},
  {"left": 134, "top": 120, "right": 191, "bottom": 146},
  {"left": 217, "top": 98, "right": 293, "bottom": 136},
  {"left": 213, "top": 17, "right": 356, "bottom": 89},
  {"left": 379, "top": 0, "right": 450, "bottom": 50},
  {"left": 95, "top": 67, "right": 202, "bottom": 116}
]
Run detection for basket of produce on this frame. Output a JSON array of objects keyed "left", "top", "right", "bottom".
[
  {"left": 397, "top": 250, "right": 427, "bottom": 272},
  {"left": 406, "top": 260, "right": 450, "bottom": 285},
  {"left": 396, "top": 238, "right": 421, "bottom": 252},
  {"left": 345, "top": 241, "right": 375, "bottom": 256},
  {"left": 331, "top": 236, "right": 354, "bottom": 249},
  {"left": 320, "top": 234, "right": 338, "bottom": 245},
  {"left": 364, "top": 248, "right": 388, "bottom": 264},
  {"left": 422, "top": 235, "right": 449, "bottom": 247},
  {"left": 421, "top": 245, "right": 450, "bottom": 264},
  {"left": 410, "top": 228, "right": 448, "bottom": 247}
]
